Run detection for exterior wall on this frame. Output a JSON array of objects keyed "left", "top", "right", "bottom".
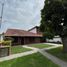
[
  {"left": 24, "top": 37, "right": 35, "bottom": 44},
  {"left": 24, "top": 37, "right": 42, "bottom": 45},
  {"left": 5, "top": 36, "right": 42, "bottom": 45},
  {"left": 46, "top": 37, "right": 62, "bottom": 43},
  {"left": 11, "top": 37, "right": 24, "bottom": 45},
  {"left": 11, "top": 37, "right": 19, "bottom": 45},
  {"left": 18, "top": 37, "right": 22, "bottom": 45},
  {"left": 29, "top": 28, "right": 37, "bottom": 33},
  {"left": 28, "top": 27, "right": 42, "bottom": 34},
  {"left": 24, "top": 37, "right": 30, "bottom": 44},
  {"left": 34, "top": 38, "right": 41, "bottom": 43}
]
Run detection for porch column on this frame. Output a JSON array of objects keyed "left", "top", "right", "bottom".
[
  {"left": 24, "top": 37, "right": 26, "bottom": 45},
  {"left": 18, "top": 37, "right": 21, "bottom": 45}
]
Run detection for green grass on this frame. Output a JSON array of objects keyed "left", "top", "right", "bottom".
[
  {"left": 29, "top": 44, "right": 52, "bottom": 49},
  {"left": 11, "top": 46, "right": 31, "bottom": 54},
  {"left": 47, "top": 47, "right": 67, "bottom": 62},
  {"left": 0, "top": 52, "right": 59, "bottom": 67}
]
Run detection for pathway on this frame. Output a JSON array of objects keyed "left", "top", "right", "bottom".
[
  {"left": 23, "top": 43, "right": 67, "bottom": 67},
  {"left": 0, "top": 43, "right": 67, "bottom": 67},
  {"left": 39, "top": 49, "right": 67, "bottom": 67},
  {"left": 0, "top": 49, "right": 38, "bottom": 62},
  {"left": 39, "top": 43, "right": 67, "bottom": 67},
  {"left": 22, "top": 45, "right": 38, "bottom": 50}
]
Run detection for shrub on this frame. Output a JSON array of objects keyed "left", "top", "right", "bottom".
[
  {"left": 0, "top": 40, "right": 11, "bottom": 46},
  {"left": 4, "top": 37, "right": 14, "bottom": 41}
]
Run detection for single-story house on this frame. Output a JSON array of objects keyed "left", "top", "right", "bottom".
[
  {"left": 28, "top": 26, "right": 62, "bottom": 43},
  {"left": 28, "top": 26, "right": 41, "bottom": 34},
  {"left": 4, "top": 27, "right": 43, "bottom": 45}
]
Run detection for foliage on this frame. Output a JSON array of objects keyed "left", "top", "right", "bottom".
[
  {"left": 2, "top": 40, "right": 11, "bottom": 46},
  {"left": 4, "top": 37, "right": 14, "bottom": 41},
  {"left": 43, "top": 32, "right": 54, "bottom": 39},
  {"left": 0, "top": 37, "right": 13, "bottom": 46},
  {"left": 40, "top": 0, "right": 67, "bottom": 39},
  {"left": 0, "top": 40, "right": 11, "bottom": 46}
]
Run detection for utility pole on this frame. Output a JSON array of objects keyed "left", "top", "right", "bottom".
[
  {"left": 0, "top": 2, "right": 5, "bottom": 41},
  {"left": 0, "top": 3, "right": 4, "bottom": 28}
]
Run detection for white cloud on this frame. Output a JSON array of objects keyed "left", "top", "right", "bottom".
[{"left": 0, "top": 0, "right": 44, "bottom": 33}]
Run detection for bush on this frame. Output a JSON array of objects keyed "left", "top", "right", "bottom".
[
  {"left": 0, "top": 40, "right": 11, "bottom": 46},
  {"left": 43, "top": 32, "right": 54, "bottom": 39},
  {"left": 4, "top": 37, "right": 14, "bottom": 41}
]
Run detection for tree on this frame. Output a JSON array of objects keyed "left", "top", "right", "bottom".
[{"left": 40, "top": 0, "right": 67, "bottom": 52}]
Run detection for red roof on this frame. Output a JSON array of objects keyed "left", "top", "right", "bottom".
[{"left": 4, "top": 29, "right": 42, "bottom": 37}]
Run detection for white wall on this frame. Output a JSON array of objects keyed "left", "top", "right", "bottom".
[
  {"left": 29, "top": 28, "right": 37, "bottom": 33},
  {"left": 46, "top": 37, "right": 62, "bottom": 43}
]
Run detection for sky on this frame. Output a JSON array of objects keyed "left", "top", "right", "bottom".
[{"left": 0, "top": 0, "right": 44, "bottom": 33}]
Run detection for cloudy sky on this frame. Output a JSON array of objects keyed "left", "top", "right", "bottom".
[{"left": 0, "top": 0, "right": 44, "bottom": 33}]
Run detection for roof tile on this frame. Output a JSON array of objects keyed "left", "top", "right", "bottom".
[{"left": 4, "top": 29, "right": 42, "bottom": 37}]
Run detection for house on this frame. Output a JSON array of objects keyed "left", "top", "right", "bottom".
[
  {"left": 28, "top": 26, "right": 62, "bottom": 43},
  {"left": 4, "top": 27, "right": 43, "bottom": 45},
  {"left": 46, "top": 36, "right": 62, "bottom": 43},
  {"left": 28, "top": 26, "right": 46, "bottom": 42},
  {"left": 28, "top": 26, "right": 42, "bottom": 34}
]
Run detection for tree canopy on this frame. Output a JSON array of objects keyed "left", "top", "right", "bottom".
[{"left": 40, "top": 0, "right": 67, "bottom": 39}]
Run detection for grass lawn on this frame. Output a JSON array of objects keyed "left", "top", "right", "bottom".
[
  {"left": 47, "top": 47, "right": 67, "bottom": 62},
  {"left": 29, "top": 44, "right": 52, "bottom": 49},
  {"left": 11, "top": 46, "right": 32, "bottom": 54},
  {"left": 0, "top": 52, "right": 59, "bottom": 67}
]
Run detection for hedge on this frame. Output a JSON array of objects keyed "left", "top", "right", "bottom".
[{"left": 0, "top": 40, "right": 11, "bottom": 46}]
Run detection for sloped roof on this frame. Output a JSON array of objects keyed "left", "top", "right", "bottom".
[
  {"left": 28, "top": 26, "right": 39, "bottom": 31},
  {"left": 4, "top": 29, "right": 42, "bottom": 37}
]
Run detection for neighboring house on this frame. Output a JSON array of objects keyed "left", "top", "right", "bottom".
[
  {"left": 4, "top": 28, "right": 43, "bottom": 45},
  {"left": 46, "top": 36, "right": 62, "bottom": 43}
]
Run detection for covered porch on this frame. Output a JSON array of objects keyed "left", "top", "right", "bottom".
[{"left": 11, "top": 36, "right": 42, "bottom": 45}]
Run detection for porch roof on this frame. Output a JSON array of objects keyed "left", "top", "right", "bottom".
[{"left": 4, "top": 29, "right": 42, "bottom": 37}]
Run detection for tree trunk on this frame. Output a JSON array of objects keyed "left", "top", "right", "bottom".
[{"left": 62, "top": 37, "right": 67, "bottom": 53}]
